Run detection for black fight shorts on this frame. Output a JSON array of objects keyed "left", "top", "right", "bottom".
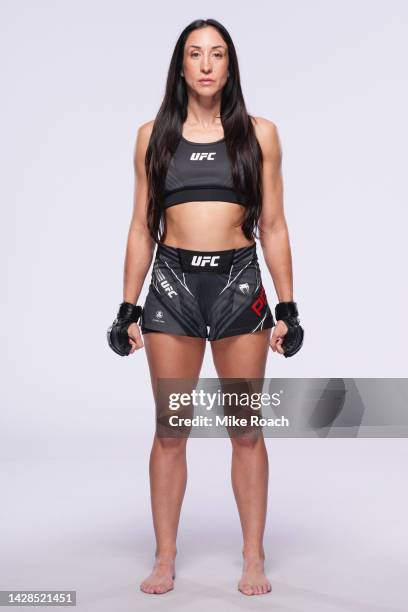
[{"left": 140, "top": 242, "right": 275, "bottom": 341}]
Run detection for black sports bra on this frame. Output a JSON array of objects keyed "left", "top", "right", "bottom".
[{"left": 162, "top": 136, "right": 247, "bottom": 208}]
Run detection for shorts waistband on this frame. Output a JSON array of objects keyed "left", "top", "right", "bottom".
[{"left": 156, "top": 242, "right": 257, "bottom": 272}]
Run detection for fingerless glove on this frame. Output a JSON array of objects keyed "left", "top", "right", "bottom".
[
  {"left": 107, "top": 302, "right": 143, "bottom": 356},
  {"left": 275, "top": 301, "right": 304, "bottom": 358}
]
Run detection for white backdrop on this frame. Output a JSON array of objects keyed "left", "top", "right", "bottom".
[{"left": 1, "top": 1, "right": 407, "bottom": 610}]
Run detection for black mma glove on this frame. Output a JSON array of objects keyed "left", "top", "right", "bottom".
[
  {"left": 275, "top": 301, "right": 304, "bottom": 358},
  {"left": 107, "top": 301, "right": 143, "bottom": 356}
]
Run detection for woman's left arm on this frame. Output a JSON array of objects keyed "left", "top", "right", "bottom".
[{"left": 255, "top": 117, "right": 293, "bottom": 303}]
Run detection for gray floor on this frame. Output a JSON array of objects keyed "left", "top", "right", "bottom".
[{"left": 1, "top": 436, "right": 407, "bottom": 612}]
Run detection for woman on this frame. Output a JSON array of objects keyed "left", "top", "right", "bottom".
[{"left": 108, "top": 18, "right": 303, "bottom": 596}]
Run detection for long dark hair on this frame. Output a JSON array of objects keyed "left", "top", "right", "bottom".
[{"left": 145, "top": 18, "right": 263, "bottom": 244}]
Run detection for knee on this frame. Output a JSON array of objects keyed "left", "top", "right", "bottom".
[
  {"left": 154, "top": 435, "right": 187, "bottom": 454},
  {"left": 230, "top": 431, "right": 263, "bottom": 452}
]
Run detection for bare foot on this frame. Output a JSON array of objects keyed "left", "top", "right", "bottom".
[
  {"left": 140, "top": 556, "right": 176, "bottom": 595},
  {"left": 238, "top": 555, "right": 272, "bottom": 595}
]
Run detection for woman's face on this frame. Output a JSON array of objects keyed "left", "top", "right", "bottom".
[{"left": 182, "top": 26, "right": 229, "bottom": 96}]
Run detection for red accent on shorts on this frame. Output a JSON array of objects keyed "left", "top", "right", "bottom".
[{"left": 251, "top": 285, "right": 268, "bottom": 316}]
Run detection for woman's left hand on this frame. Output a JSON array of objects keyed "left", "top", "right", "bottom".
[{"left": 270, "top": 320, "right": 288, "bottom": 355}]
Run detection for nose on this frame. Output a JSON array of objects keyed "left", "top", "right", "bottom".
[{"left": 201, "top": 54, "right": 213, "bottom": 73}]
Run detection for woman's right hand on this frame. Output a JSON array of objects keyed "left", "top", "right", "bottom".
[{"left": 127, "top": 322, "right": 144, "bottom": 353}]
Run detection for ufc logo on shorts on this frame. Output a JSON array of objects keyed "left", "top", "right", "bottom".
[
  {"left": 251, "top": 285, "right": 267, "bottom": 316},
  {"left": 191, "top": 255, "right": 220, "bottom": 267},
  {"left": 160, "top": 279, "right": 177, "bottom": 298},
  {"left": 190, "top": 152, "right": 216, "bottom": 161}
]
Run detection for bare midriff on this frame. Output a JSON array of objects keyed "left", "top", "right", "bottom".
[{"left": 162, "top": 201, "right": 255, "bottom": 251}]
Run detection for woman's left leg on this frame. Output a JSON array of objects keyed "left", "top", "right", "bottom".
[{"left": 210, "top": 328, "right": 272, "bottom": 596}]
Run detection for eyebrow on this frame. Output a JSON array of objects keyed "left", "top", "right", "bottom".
[{"left": 187, "top": 45, "right": 226, "bottom": 50}]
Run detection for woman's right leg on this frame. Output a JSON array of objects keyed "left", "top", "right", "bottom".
[{"left": 140, "top": 331, "right": 206, "bottom": 594}]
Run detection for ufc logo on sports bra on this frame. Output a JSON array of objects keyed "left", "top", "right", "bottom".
[
  {"left": 190, "top": 152, "right": 216, "bottom": 161},
  {"left": 191, "top": 255, "right": 220, "bottom": 267}
]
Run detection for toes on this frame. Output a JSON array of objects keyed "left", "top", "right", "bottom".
[
  {"left": 155, "top": 582, "right": 173, "bottom": 594},
  {"left": 140, "top": 583, "right": 163, "bottom": 594},
  {"left": 240, "top": 582, "right": 272, "bottom": 595},
  {"left": 140, "top": 576, "right": 174, "bottom": 595},
  {"left": 239, "top": 583, "right": 254, "bottom": 595}
]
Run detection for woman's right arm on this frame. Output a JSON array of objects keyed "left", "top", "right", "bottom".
[
  {"left": 123, "top": 121, "right": 155, "bottom": 353},
  {"left": 123, "top": 120, "right": 156, "bottom": 305}
]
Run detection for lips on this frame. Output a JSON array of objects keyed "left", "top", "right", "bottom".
[{"left": 199, "top": 79, "right": 214, "bottom": 84}]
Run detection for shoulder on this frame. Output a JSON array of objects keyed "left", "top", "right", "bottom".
[
  {"left": 133, "top": 120, "right": 155, "bottom": 170},
  {"left": 133, "top": 119, "right": 155, "bottom": 174},
  {"left": 250, "top": 116, "right": 282, "bottom": 162},
  {"left": 136, "top": 119, "right": 155, "bottom": 148}
]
